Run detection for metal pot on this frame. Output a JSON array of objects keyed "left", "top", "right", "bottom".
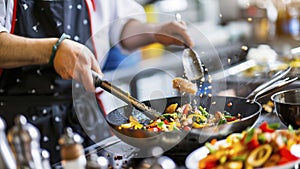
[{"left": 271, "top": 88, "right": 300, "bottom": 129}]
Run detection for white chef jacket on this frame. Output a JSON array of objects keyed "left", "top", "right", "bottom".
[{"left": 0, "top": 0, "right": 146, "bottom": 67}]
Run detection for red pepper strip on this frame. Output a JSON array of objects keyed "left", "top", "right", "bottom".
[
  {"left": 278, "top": 147, "right": 299, "bottom": 165},
  {"left": 182, "top": 104, "right": 189, "bottom": 116},
  {"left": 164, "top": 120, "right": 169, "bottom": 125},
  {"left": 259, "top": 122, "right": 275, "bottom": 133},
  {"left": 200, "top": 155, "right": 218, "bottom": 169},
  {"left": 242, "top": 128, "right": 260, "bottom": 150},
  {"left": 148, "top": 127, "right": 161, "bottom": 132},
  {"left": 225, "top": 116, "right": 237, "bottom": 122},
  {"left": 247, "top": 136, "right": 260, "bottom": 150},
  {"left": 205, "top": 161, "right": 218, "bottom": 169},
  {"left": 184, "top": 126, "right": 191, "bottom": 131}
]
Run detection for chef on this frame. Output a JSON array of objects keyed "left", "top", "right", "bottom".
[{"left": 0, "top": 0, "right": 193, "bottom": 164}]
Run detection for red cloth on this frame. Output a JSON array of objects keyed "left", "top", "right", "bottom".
[{"left": 95, "top": 90, "right": 107, "bottom": 115}]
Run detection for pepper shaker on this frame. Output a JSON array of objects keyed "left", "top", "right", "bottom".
[
  {"left": 59, "top": 127, "right": 86, "bottom": 169},
  {"left": 40, "top": 149, "right": 51, "bottom": 169},
  {"left": 0, "top": 116, "right": 16, "bottom": 169},
  {"left": 7, "top": 115, "right": 43, "bottom": 169}
]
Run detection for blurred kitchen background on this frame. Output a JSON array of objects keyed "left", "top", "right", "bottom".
[{"left": 101, "top": 0, "right": 300, "bottom": 113}]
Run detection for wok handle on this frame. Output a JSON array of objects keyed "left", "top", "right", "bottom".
[{"left": 91, "top": 71, "right": 160, "bottom": 119}]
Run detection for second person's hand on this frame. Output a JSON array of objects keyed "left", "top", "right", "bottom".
[{"left": 153, "top": 20, "right": 194, "bottom": 48}]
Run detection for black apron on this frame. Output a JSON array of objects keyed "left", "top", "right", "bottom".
[{"left": 0, "top": 0, "right": 111, "bottom": 164}]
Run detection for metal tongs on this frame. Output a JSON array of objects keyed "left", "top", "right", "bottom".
[
  {"left": 91, "top": 71, "right": 160, "bottom": 123},
  {"left": 246, "top": 66, "right": 298, "bottom": 102}
]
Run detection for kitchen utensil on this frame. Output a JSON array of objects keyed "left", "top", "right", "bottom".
[
  {"left": 246, "top": 66, "right": 292, "bottom": 101},
  {"left": 92, "top": 71, "right": 160, "bottom": 123},
  {"left": 271, "top": 88, "right": 300, "bottom": 129},
  {"left": 211, "top": 59, "right": 257, "bottom": 80},
  {"left": 175, "top": 13, "right": 204, "bottom": 81},
  {"left": 248, "top": 76, "right": 298, "bottom": 102}
]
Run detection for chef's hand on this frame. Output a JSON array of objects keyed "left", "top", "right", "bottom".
[
  {"left": 53, "top": 39, "right": 103, "bottom": 92},
  {"left": 154, "top": 21, "right": 193, "bottom": 47}
]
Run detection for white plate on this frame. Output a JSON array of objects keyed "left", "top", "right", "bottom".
[{"left": 185, "top": 140, "right": 300, "bottom": 169}]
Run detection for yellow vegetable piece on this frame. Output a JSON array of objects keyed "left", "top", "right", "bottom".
[
  {"left": 226, "top": 133, "right": 243, "bottom": 144},
  {"left": 247, "top": 144, "right": 273, "bottom": 167},
  {"left": 225, "top": 161, "right": 243, "bottom": 169},
  {"left": 129, "top": 116, "right": 139, "bottom": 123},
  {"left": 165, "top": 103, "right": 178, "bottom": 113},
  {"left": 188, "top": 114, "right": 207, "bottom": 124},
  {"left": 120, "top": 123, "right": 133, "bottom": 129},
  {"left": 219, "top": 155, "right": 227, "bottom": 164},
  {"left": 192, "top": 122, "right": 209, "bottom": 128}
]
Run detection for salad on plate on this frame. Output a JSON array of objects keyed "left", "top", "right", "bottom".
[{"left": 186, "top": 122, "right": 300, "bottom": 169}]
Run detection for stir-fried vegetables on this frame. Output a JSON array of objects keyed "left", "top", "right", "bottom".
[
  {"left": 199, "top": 122, "right": 300, "bottom": 169},
  {"left": 118, "top": 103, "right": 241, "bottom": 131}
]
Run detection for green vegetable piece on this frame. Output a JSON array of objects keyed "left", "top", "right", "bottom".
[
  {"left": 173, "top": 125, "right": 179, "bottom": 131},
  {"left": 199, "top": 106, "right": 209, "bottom": 118},
  {"left": 157, "top": 121, "right": 164, "bottom": 129},
  {"left": 288, "top": 124, "right": 294, "bottom": 132},
  {"left": 219, "top": 155, "right": 227, "bottom": 164},
  {"left": 224, "top": 115, "right": 234, "bottom": 119},
  {"left": 268, "top": 123, "right": 280, "bottom": 130},
  {"left": 258, "top": 134, "right": 266, "bottom": 144},
  {"left": 205, "top": 142, "right": 216, "bottom": 154},
  {"left": 192, "top": 116, "right": 206, "bottom": 124},
  {"left": 217, "top": 117, "right": 227, "bottom": 125},
  {"left": 231, "top": 154, "right": 247, "bottom": 161},
  {"left": 244, "top": 128, "right": 255, "bottom": 144}
]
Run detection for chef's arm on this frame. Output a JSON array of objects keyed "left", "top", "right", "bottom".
[
  {"left": 0, "top": 32, "right": 102, "bottom": 92},
  {"left": 120, "top": 19, "right": 193, "bottom": 51},
  {"left": 0, "top": 32, "right": 56, "bottom": 68}
]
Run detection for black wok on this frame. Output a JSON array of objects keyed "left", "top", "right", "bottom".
[{"left": 105, "top": 95, "right": 261, "bottom": 156}]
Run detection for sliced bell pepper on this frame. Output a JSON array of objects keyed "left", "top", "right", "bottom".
[
  {"left": 224, "top": 115, "right": 237, "bottom": 122},
  {"left": 165, "top": 103, "right": 178, "bottom": 114},
  {"left": 199, "top": 106, "right": 209, "bottom": 118},
  {"left": 148, "top": 127, "right": 161, "bottom": 132},
  {"left": 199, "top": 155, "right": 218, "bottom": 169},
  {"left": 243, "top": 128, "right": 260, "bottom": 150},
  {"left": 164, "top": 119, "right": 169, "bottom": 125},
  {"left": 205, "top": 142, "right": 216, "bottom": 153},
  {"left": 259, "top": 122, "right": 274, "bottom": 132},
  {"left": 183, "top": 125, "right": 191, "bottom": 131},
  {"left": 182, "top": 104, "right": 190, "bottom": 116},
  {"left": 259, "top": 122, "right": 279, "bottom": 133},
  {"left": 247, "top": 137, "right": 260, "bottom": 150},
  {"left": 278, "top": 146, "right": 299, "bottom": 164}
]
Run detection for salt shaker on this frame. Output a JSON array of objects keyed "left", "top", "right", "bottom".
[
  {"left": 7, "top": 115, "right": 43, "bottom": 169},
  {"left": 59, "top": 127, "right": 86, "bottom": 169},
  {"left": 40, "top": 149, "right": 51, "bottom": 169},
  {"left": 0, "top": 116, "right": 16, "bottom": 169}
]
